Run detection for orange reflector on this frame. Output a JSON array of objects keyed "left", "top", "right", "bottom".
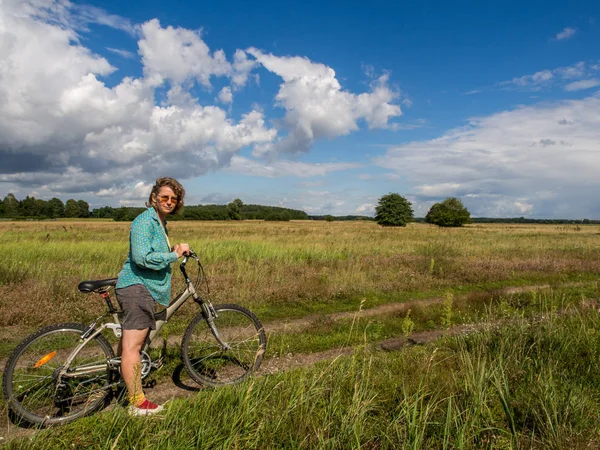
[{"left": 34, "top": 351, "right": 57, "bottom": 368}]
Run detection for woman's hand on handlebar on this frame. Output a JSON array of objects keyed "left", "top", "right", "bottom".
[{"left": 173, "top": 243, "right": 191, "bottom": 258}]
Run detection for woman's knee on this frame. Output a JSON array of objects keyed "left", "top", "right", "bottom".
[{"left": 121, "top": 329, "right": 148, "bottom": 353}]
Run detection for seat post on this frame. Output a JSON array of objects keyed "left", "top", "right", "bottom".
[{"left": 99, "top": 290, "right": 117, "bottom": 314}]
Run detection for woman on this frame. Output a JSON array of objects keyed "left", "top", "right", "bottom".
[{"left": 115, "top": 177, "right": 190, "bottom": 416}]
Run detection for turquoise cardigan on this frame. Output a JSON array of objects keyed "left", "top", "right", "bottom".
[{"left": 116, "top": 207, "right": 179, "bottom": 306}]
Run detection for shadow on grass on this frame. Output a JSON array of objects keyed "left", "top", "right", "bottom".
[{"left": 171, "top": 363, "right": 201, "bottom": 392}]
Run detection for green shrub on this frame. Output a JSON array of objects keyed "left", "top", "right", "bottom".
[
  {"left": 425, "top": 197, "right": 471, "bottom": 227},
  {"left": 375, "top": 193, "right": 414, "bottom": 227}
]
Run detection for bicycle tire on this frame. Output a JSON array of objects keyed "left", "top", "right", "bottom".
[
  {"left": 181, "top": 304, "right": 267, "bottom": 387},
  {"left": 2, "top": 323, "right": 115, "bottom": 426}
]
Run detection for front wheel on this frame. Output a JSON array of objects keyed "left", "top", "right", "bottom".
[
  {"left": 181, "top": 304, "right": 267, "bottom": 387},
  {"left": 2, "top": 323, "right": 115, "bottom": 426}
]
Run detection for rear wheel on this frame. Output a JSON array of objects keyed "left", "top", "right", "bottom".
[
  {"left": 181, "top": 304, "right": 267, "bottom": 387},
  {"left": 2, "top": 323, "right": 115, "bottom": 426}
]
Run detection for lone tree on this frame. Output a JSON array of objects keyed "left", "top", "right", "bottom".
[
  {"left": 425, "top": 197, "right": 471, "bottom": 227},
  {"left": 375, "top": 193, "right": 414, "bottom": 227}
]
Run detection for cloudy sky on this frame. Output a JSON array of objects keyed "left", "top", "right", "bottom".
[{"left": 1, "top": 0, "right": 599, "bottom": 218}]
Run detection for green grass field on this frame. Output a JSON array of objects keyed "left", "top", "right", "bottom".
[
  {"left": 1, "top": 220, "right": 599, "bottom": 328},
  {"left": 1, "top": 220, "right": 600, "bottom": 448}
]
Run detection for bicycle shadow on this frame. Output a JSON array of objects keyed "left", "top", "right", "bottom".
[
  {"left": 170, "top": 364, "right": 201, "bottom": 392},
  {"left": 168, "top": 356, "right": 242, "bottom": 392}
]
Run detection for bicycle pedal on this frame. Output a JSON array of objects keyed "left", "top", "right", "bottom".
[
  {"left": 150, "top": 358, "right": 164, "bottom": 370},
  {"left": 143, "top": 379, "right": 157, "bottom": 389}
]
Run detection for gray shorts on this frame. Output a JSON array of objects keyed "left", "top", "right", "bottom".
[{"left": 115, "top": 284, "right": 156, "bottom": 330}]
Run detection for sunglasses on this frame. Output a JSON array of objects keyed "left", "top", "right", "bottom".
[{"left": 157, "top": 195, "right": 178, "bottom": 204}]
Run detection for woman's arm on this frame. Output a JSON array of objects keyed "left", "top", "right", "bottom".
[{"left": 130, "top": 219, "right": 178, "bottom": 271}]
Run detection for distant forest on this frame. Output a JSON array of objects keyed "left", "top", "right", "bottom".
[
  {"left": 0, "top": 194, "right": 307, "bottom": 221},
  {"left": 0, "top": 194, "right": 91, "bottom": 219},
  {"left": 309, "top": 215, "right": 374, "bottom": 221},
  {"left": 95, "top": 202, "right": 309, "bottom": 222},
  {"left": 1, "top": 193, "right": 599, "bottom": 223}
]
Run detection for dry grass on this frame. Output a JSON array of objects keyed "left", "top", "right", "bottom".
[{"left": 1, "top": 220, "right": 599, "bottom": 329}]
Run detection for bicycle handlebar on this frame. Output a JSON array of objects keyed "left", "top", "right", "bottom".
[
  {"left": 179, "top": 248, "right": 210, "bottom": 295},
  {"left": 180, "top": 249, "right": 198, "bottom": 266}
]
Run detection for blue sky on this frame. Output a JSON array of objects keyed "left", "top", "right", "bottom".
[{"left": 1, "top": 0, "right": 599, "bottom": 218}]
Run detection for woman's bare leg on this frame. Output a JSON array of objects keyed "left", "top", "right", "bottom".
[{"left": 120, "top": 328, "right": 148, "bottom": 404}]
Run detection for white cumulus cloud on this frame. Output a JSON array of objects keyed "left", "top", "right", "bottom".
[
  {"left": 503, "top": 61, "right": 595, "bottom": 90},
  {"left": 374, "top": 93, "right": 600, "bottom": 218},
  {"left": 0, "top": 1, "right": 277, "bottom": 197},
  {"left": 97, "top": 181, "right": 153, "bottom": 206},
  {"left": 564, "top": 79, "right": 600, "bottom": 91},
  {"left": 554, "top": 27, "right": 576, "bottom": 40},
  {"left": 0, "top": 0, "right": 405, "bottom": 205},
  {"left": 138, "top": 19, "right": 231, "bottom": 87},
  {"left": 247, "top": 48, "right": 402, "bottom": 156},
  {"left": 218, "top": 86, "right": 233, "bottom": 104},
  {"left": 356, "top": 203, "right": 375, "bottom": 214},
  {"left": 231, "top": 49, "right": 259, "bottom": 89},
  {"left": 225, "top": 156, "right": 361, "bottom": 178}
]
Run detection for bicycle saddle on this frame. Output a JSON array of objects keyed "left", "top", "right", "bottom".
[{"left": 78, "top": 278, "right": 118, "bottom": 293}]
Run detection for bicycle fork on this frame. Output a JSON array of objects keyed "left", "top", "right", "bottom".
[
  {"left": 201, "top": 301, "right": 231, "bottom": 351},
  {"left": 182, "top": 257, "right": 232, "bottom": 352}
]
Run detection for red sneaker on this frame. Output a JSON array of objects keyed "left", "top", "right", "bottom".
[{"left": 127, "top": 399, "right": 165, "bottom": 416}]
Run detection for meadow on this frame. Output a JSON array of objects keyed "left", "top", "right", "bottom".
[
  {"left": 1, "top": 220, "right": 600, "bottom": 448},
  {"left": 1, "top": 220, "right": 599, "bottom": 330}
]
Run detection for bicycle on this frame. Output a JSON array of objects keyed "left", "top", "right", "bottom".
[{"left": 2, "top": 250, "right": 267, "bottom": 426}]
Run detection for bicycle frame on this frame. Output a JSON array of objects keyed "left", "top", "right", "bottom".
[{"left": 59, "top": 253, "right": 229, "bottom": 380}]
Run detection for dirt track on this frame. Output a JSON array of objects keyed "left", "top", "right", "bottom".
[{"left": 1, "top": 281, "right": 595, "bottom": 443}]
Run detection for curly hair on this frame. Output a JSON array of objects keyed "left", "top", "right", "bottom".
[{"left": 147, "top": 177, "right": 185, "bottom": 215}]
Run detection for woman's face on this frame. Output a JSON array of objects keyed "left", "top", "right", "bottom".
[{"left": 153, "top": 186, "right": 178, "bottom": 218}]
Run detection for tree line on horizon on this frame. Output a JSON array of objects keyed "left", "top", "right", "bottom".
[
  {"left": 0, "top": 193, "right": 90, "bottom": 219},
  {"left": 1, "top": 193, "right": 597, "bottom": 224},
  {"left": 96, "top": 199, "right": 309, "bottom": 222},
  {"left": 0, "top": 194, "right": 307, "bottom": 222}
]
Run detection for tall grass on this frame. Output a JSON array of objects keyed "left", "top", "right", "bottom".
[
  {"left": 1, "top": 221, "right": 599, "bottom": 332},
  {"left": 2, "top": 221, "right": 600, "bottom": 446},
  {"left": 7, "top": 290, "right": 600, "bottom": 449}
]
